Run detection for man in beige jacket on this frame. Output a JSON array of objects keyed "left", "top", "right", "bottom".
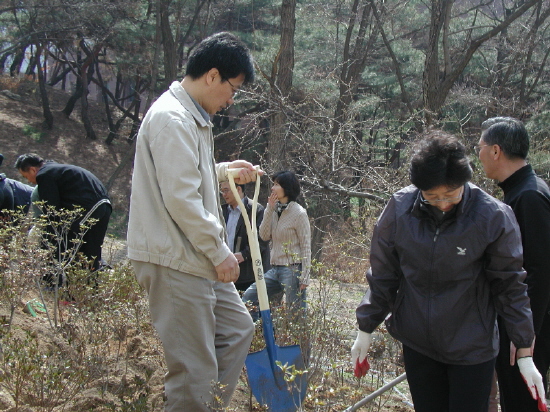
[{"left": 127, "top": 32, "right": 259, "bottom": 411}]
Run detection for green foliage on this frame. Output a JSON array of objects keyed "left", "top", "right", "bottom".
[{"left": 22, "top": 124, "right": 45, "bottom": 142}]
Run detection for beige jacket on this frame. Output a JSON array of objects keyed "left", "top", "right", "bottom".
[
  {"left": 259, "top": 201, "right": 311, "bottom": 284},
  {"left": 128, "top": 81, "right": 231, "bottom": 280}
]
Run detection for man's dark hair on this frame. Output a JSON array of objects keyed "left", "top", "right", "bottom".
[
  {"left": 14, "top": 153, "right": 45, "bottom": 171},
  {"left": 409, "top": 130, "right": 472, "bottom": 191},
  {"left": 481, "top": 117, "right": 529, "bottom": 160},
  {"left": 235, "top": 183, "right": 245, "bottom": 194},
  {"left": 185, "top": 32, "right": 254, "bottom": 85},
  {"left": 272, "top": 171, "right": 300, "bottom": 202}
]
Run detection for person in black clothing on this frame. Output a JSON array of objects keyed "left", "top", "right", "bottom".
[
  {"left": 15, "top": 153, "right": 112, "bottom": 274},
  {"left": 478, "top": 117, "right": 550, "bottom": 412},
  {"left": 220, "top": 181, "right": 270, "bottom": 292},
  {"left": 0, "top": 153, "right": 33, "bottom": 217}
]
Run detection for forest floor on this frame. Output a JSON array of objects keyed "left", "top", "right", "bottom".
[{"left": 0, "top": 76, "right": 413, "bottom": 411}]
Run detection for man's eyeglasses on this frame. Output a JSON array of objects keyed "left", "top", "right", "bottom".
[
  {"left": 474, "top": 144, "right": 489, "bottom": 155},
  {"left": 220, "top": 188, "right": 231, "bottom": 194},
  {"left": 421, "top": 188, "right": 464, "bottom": 205},
  {"left": 226, "top": 78, "right": 241, "bottom": 98}
]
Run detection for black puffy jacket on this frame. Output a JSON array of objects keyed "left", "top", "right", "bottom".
[{"left": 357, "top": 183, "right": 534, "bottom": 365}]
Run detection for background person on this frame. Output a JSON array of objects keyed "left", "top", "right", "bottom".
[
  {"left": 127, "top": 32, "right": 259, "bottom": 412},
  {"left": 478, "top": 117, "right": 550, "bottom": 412},
  {"left": 15, "top": 153, "right": 111, "bottom": 275},
  {"left": 221, "top": 181, "right": 270, "bottom": 292},
  {"left": 0, "top": 153, "right": 33, "bottom": 217},
  {"left": 242, "top": 170, "right": 311, "bottom": 321},
  {"left": 351, "top": 131, "right": 544, "bottom": 412}
]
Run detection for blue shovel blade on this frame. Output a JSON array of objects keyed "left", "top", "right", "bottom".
[{"left": 245, "top": 344, "right": 307, "bottom": 412}]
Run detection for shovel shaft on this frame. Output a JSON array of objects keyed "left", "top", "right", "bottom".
[{"left": 227, "top": 169, "right": 269, "bottom": 310}]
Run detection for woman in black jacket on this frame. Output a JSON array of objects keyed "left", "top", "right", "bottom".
[{"left": 351, "top": 131, "right": 544, "bottom": 412}]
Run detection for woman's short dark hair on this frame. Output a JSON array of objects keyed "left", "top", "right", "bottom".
[
  {"left": 272, "top": 171, "right": 300, "bottom": 202},
  {"left": 409, "top": 131, "right": 472, "bottom": 191},
  {"left": 14, "top": 153, "right": 45, "bottom": 171},
  {"left": 185, "top": 32, "right": 255, "bottom": 85}
]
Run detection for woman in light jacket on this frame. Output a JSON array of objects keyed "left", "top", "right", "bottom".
[
  {"left": 242, "top": 170, "right": 311, "bottom": 322},
  {"left": 351, "top": 131, "right": 544, "bottom": 412}
]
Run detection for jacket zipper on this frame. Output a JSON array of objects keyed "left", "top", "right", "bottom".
[{"left": 427, "top": 221, "right": 442, "bottom": 352}]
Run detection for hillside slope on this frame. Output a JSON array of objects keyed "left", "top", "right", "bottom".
[{"left": 0, "top": 76, "right": 134, "bottom": 237}]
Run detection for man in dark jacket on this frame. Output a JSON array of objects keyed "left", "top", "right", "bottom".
[
  {"left": 220, "top": 181, "right": 270, "bottom": 291},
  {"left": 0, "top": 153, "right": 33, "bottom": 216},
  {"left": 478, "top": 117, "right": 550, "bottom": 412},
  {"left": 15, "top": 153, "right": 111, "bottom": 274}
]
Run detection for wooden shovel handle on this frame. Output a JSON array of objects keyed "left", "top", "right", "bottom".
[{"left": 227, "top": 167, "right": 269, "bottom": 311}]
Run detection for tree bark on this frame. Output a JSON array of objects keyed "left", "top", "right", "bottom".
[
  {"left": 94, "top": 57, "right": 115, "bottom": 142},
  {"left": 267, "top": 0, "right": 296, "bottom": 172},
  {"left": 145, "top": 0, "right": 162, "bottom": 112},
  {"left": 35, "top": 43, "right": 54, "bottom": 129},
  {"left": 79, "top": 40, "right": 102, "bottom": 139},
  {"left": 160, "top": 0, "right": 177, "bottom": 87}
]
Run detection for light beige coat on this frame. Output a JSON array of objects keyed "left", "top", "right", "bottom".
[{"left": 128, "top": 81, "right": 231, "bottom": 280}]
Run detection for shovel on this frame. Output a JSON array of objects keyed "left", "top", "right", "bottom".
[{"left": 227, "top": 169, "right": 307, "bottom": 412}]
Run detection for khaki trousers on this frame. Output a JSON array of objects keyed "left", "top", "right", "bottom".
[{"left": 131, "top": 260, "right": 254, "bottom": 412}]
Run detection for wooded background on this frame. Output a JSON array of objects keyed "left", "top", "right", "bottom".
[{"left": 1, "top": 0, "right": 549, "bottom": 259}]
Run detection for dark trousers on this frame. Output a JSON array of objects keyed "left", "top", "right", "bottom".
[
  {"left": 496, "top": 315, "right": 550, "bottom": 412},
  {"left": 403, "top": 345, "right": 496, "bottom": 412},
  {"left": 78, "top": 203, "right": 111, "bottom": 271}
]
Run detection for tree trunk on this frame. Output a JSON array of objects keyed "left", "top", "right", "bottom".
[
  {"left": 35, "top": 43, "right": 54, "bottom": 129},
  {"left": 47, "top": 65, "right": 71, "bottom": 87},
  {"left": 62, "top": 77, "right": 84, "bottom": 117},
  {"left": 0, "top": 51, "right": 10, "bottom": 72},
  {"left": 80, "top": 65, "right": 96, "bottom": 140},
  {"left": 128, "top": 76, "right": 143, "bottom": 141},
  {"left": 267, "top": 0, "right": 296, "bottom": 172},
  {"left": 9, "top": 46, "right": 25, "bottom": 76},
  {"left": 79, "top": 41, "right": 102, "bottom": 140},
  {"left": 161, "top": 0, "right": 177, "bottom": 87},
  {"left": 95, "top": 58, "right": 115, "bottom": 141},
  {"left": 145, "top": 0, "right": 162, "bottom": 112}
]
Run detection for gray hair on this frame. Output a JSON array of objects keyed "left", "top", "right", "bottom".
[{"left": 481, "top": 117, "right": 529, "bottom": 160}]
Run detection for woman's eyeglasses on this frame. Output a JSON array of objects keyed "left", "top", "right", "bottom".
[{"left": 421, "top": 187, "right": 464, "bottom": 205}]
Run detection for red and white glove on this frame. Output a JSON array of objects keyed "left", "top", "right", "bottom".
[
  {"left": 351, "top": 330, "right": 372, "bottom": 378},
  {"left": 517, "top": 357, "right": 547, "bottom": 412}
]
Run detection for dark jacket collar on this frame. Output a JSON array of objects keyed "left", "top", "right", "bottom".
[{"left": 497, "top": 164, "right": 533, "bottom": 194}]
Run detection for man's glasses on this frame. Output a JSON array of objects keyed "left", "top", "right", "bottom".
[
  {"left": 474, "top": 144, "right": 489, "bottom": 155},
  {"left": 220, "top": 188, "right": 231, "bottom": 194},
  {"left": 226, "top": 78, "right": 241, "bottom": 98},
  {"left": 421, "top": 188, "right": 464, "bottom": 205}
]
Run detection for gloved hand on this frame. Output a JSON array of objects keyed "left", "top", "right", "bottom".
[
  {"left": 351, "top": 330, "right": 372, "bottom": 378},
  {"left": 517, "top": 357, "right": 547, "bottom": 411}
]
